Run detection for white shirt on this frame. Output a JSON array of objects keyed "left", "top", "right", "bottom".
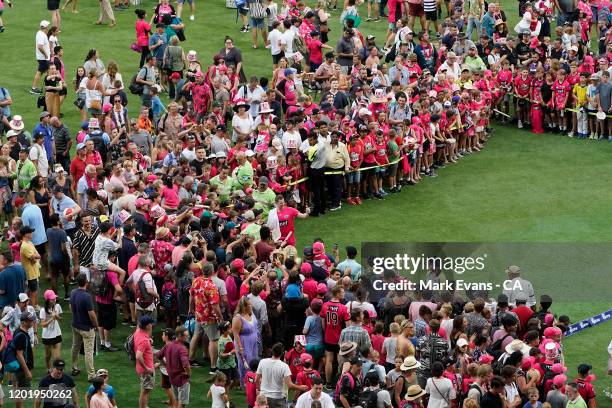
[
  {"left": 29, "top": 143, "right": 49, "bottom": 177},
  {"left": 256, "top": 357, "right": 291, "bottom": 399},
  {"left": 236, "top": 85, "right": 266, "bottom": 117},
  {"left": 209, "top": 384, "right": 227, "bottom": 408},
  {"left": 295, "top": 390, "right": 335, "bottom": 408},
  {"left": 268, "top": 28, "right": 286, "bottom": 56},
  {"left": 281, "top": 129, "right": 301, "bottom": 154},
  {"left": 39, "top": 303, "right": 63, "bottom": 339},
  {"left": 181, "top": 147, "right": 196, "bottom": 162},
  {"left": 281, "top": 29, "right": 296, "bottom": 57},
  {"left": 35, "top": 30, "right": 51, "bottom": 61}
]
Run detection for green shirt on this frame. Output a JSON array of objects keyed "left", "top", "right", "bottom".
[
  {"left": 252, "top": 188, "right": 276, "bottom": 220},
  {"left": 235, "top": 162, "right": 254, "bottom": 189},
  {"left": 567, "top": 397, "right": 588, "bottom": 408},
  {"left": 14, "top": 159, "right": 38, "bottom": 191},
  {"left": 387, "top": 140, "right": 400, "bottom": 162},
  {"left": 209, "top": 175, "right": 234, "bottom": 201},
  {"left": 217, "top": 335, "right": 237, "bottom": 369},
  {"left": 464, "top": 55, "right": 487, "bottom": 73},
  {"left": 242, "top": 223, "right": 261, "bottom": 239}
]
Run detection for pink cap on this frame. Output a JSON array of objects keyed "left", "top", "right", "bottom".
[
  {"left": 300, "top": 262, "right": 312, "bottom": 276},
  {"left": 551, "top": 363, "right": 567, "bottom": 375},
  {"left": 313, "top": 241, "right": 325, "bottom": 255},
  {"left": 231, "top": 258, "right": 245, "bottom": 272},
  {"left": 553, "top": 374, "right": 567, "bottom": 388},
  {"left": 135, "top": 197, "right": 151, "bottom": 208},
  {"left": 317, "top": 283, "right": 327, "bottom": 295},
  {"left": 102, "top": 103, "right": 112, "bottom": 113},
  {"left": 300, "top": 353, "right": 313, "bottom": 364},
  {"left": 195, "top": 70, "right": 204, "bottom": 78},
  {"left": 43, "top": 289, "right": 58, "bottom": 301},
  {"left": 146, "top": 174, "right": 157, "bottom": 183},
  {"left": 543, "top": 327, "right": 556, "bottom": 338}
]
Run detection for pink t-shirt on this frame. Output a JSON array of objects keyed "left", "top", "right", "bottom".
[
  {"left": 95, "top": 271, "right": 119, "bottom": 305},
  {"left": 161, "top": 185, "right": 180, "bottom": 209},
  {"left": 134, "top": 328, "right": 154, "bottom": 375},
  {"left": 277, "top": 206, "right": 299, "bottom": 246},
  {"left": 135, "top": 20, "right": 151, "bottom": 47},
  {"left": 409, "top": 301, "right": 438, "bottom": 322},
  {"left": 307, "top": 39, "right": 324, "bottom": 65}
]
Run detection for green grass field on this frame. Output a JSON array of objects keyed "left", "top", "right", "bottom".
[{"left": 0, "top": 0, "right": 611, "bottom": 406}]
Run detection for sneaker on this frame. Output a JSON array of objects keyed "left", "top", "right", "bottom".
[
  {"left": 189, "top": 15, "right": 195, "bottom": 20},
  {"left": 209, "top": 368, "right": 218, "bottom": 375},
  {"left": 517, "top": 120, "right": 523, "bottom": 129},
  {"left": 0, "top": 26, "right": 5, "bottom": 33},
  {"left": 129, "top": 321, "right": 137, "bottom": 327},
  {"left": 366, "top": 17, "right": 372, "bottom": 21},
  {"left": 567, "top": 131, "right": 574, "bottom": 138},
  {"left": 355, "top": 197, "right": 362, "bottom": 205},
  {"left": 71, "top": 369, "right": 81, "bottom": 376},
  {"left": 330, "top": 205, "right": 341, "bottom": 211},
  {"left": 106, "top": 345, "right": 119, "bottom": 352},
  {"left": 240, "top": 26, "right": 247, "bottom": 32},
  {"left": 64, "top": 294, "right": 70, "bottom": 301},
  {"left": 379, "top": 189, "right": 388, "bottom": 197},
  {"left": 346, "top": 197, "right": 355, "bottom": 205},
  {"left": 29, "top": 87, "right": 42, "bottom": 94},
  {"left": 190, "top": 360, "right": 202, "bottom": 367}
]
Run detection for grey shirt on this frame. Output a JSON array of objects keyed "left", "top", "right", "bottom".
[
  {"left": 247, "top": 294, "right": 268, "bottom": 330},
  {"left": 130, "top": 129, "right": 152, "bottom": 156},
  {"left": 138, "top": 65, "right": 156, "bottom": 95},
  {"left": 336, "top": 37, "right": 355, "bottom": 67},
  {"left": 596, "top": 81, "right": 612, "bottom": 111}
]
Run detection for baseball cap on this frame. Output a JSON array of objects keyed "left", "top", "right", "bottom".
[
  {"left": 230, "top": 258, "right": 245, "bottom": 272},
  {"left": 53, "top": 359, "right": 66, "bottom": 369},
  {"left": 135, "top": 197, "right": 151, "bottom": 208},
  {"left": 18, "top": 293, "right": 29, "bottom": 303},
  {"left": 317, "top": 283, "right": 327, "bottom": 295},
  {"left": 170, "top": 72, "right": 181, "bottom": 80},
  {"left": 44, "top": 289, "right": 58, "bottom": 301},
  {"left": 553, "top": 374, "right": 567, "bottom": 388},
  {"left": 77, "top": 143, "right": 86, "bottom": 151},
  {"left": 39, "top": 111, "right": 50, "bottom": 119},
  {"left": 40, "top": 20, "right": 50, "bottom": 28},
  {"left": 457, "top": 338, "right": 469, "bottom": 348},
  {"left": 497, "top": 293, "right": 509, "bottom": 304},
  {"left": 300, "top": 353, "right": 313, "bottom": 364},
  {"left": 20, "top": 311, "right": 36, "bottom": 322},
  {"left": 138, "top": 315, "right": 154, "bottom": 327}
]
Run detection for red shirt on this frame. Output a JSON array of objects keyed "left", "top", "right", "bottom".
[
  {"left": 285, "top": 348, "right": 304, "bottom": 381},
  {"left": 95, "top": 271, "right": 119, "bottom": 305},
  {"left": 513, "top": 305, "right": 535, "bottom": 336},
  {"left": 303, "top": 277, "right": 318, "bottom": 300},
  {"left": 191, "top": 83, "right": 212, "bottom": 114},
  {"left": 514, "top": 76, "right": 532, "bottom": 97},
  {"left": 70, "top": 156, "right": 87, "bottom": 183},
  {"left": 574, "top": 378, "right": 596, "bottom": 404},
  {"left": 348, "top": 141, "right": 364, "bottom": 169},
  {"left": 370, "top": 334, "right": 385, "bottom": 364},
  {"left": 307, "top": 39, "right": 324, "bottom": 65},
  {"left": 296, "top": 368, "right": 321, "bottom": 391},
  {"left": 85, "top": 151, "right": 102, "bottom": 167},
  {"left": 134, "top": 328, "right": 153, "bottom": 375},
  {"left": 189, "top": 276, "right": 220, "bottom": 323},
  {"left": 374, "top": 139, "right": 388, "bottom": 165},
  {"left": 362, "top": 135, "right": 377, "bottom": 164},
  {"left": 277, "top": 206, "right": 299, "bottom": 246},
  {"left": 245, "top": 371, "right": 257, "bottom": 407},
  {"left": 155, "top": 340, "right": 190, "bottom": 387},
  {"left": 151, "top": 239, "right": 174, "bottom": 278},
  {"left": 321, "top": 300, "right": 350, "bottom": 344}
]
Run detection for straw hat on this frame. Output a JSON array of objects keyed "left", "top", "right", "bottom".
[
  {"left": 400, "top": 356, "right": 421, "bottom": 371},
  {"left": 404, "top": 384, "right": 426, "bottom": 401},
  {"left": 338, "top": 341, "right": 357, "bottom": 356}
]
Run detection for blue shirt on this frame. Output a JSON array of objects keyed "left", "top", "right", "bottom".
[
  {"left": 21, "top": 203, "right": 47, "bottom": 245},
  {"left": 0, "top": 264, "right": 26, "bottom": 308},
  {"left": 0, "top": 87, "right": 10, "bottom": 117},
  {"left": 70, "top": 288, "right": 94, "bottom": 331},
  {"left": 50, "top": 195, "right": 78, "bottom": 230},
  {"left": 337, "top": 259, "right": 362, "bottom": 281},
  {"left": 481, "top": 12, "right": 495, "bottom": 37},
  {"left": 149, "top": 32, "right": 168, "bottom": 60},
  {"left": 83, "top": 132, "right": 110, "bottom": 145},
  {"left": 151, "top": 95, "right": 165, "bottom": 117},
  {"left": 32, "top": 123, "right": 53, "bottom": 162},
  {"left": 162, "top": 151, "right": 180, "bottom": 168},
  {"left": 86, "top": 384, "right": 115, "bottom": 400},
  {"left": 46, "top": 227, "right": 68, "bottom": 264},
  {"left": 303, "top": 315, "right": 324, "bottom": 346}
]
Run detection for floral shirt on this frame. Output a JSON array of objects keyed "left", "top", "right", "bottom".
[
  {"left": 189, "top": 276, "right": 220, "bottom": 324},
  {"left": 191, "top": 83, "right": 213, "bottom": 114},
  {"left": 151, "top": 239, "right": 174, "bottom": 278}
]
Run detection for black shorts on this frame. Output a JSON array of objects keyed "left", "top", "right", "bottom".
[
  {"left": 48, "top": 0, "right": 60, "bottom": 10},
  {"left": 49, "top": 259, "right": 69, "bottom": 277},
  {"left": 37, "top": 60, "right": 50, "bottom": 73},
  {"left": 28, "top": 279, "right": 39, "bottom": 292},
  {"left": 425, "top": 10, "right": 437, "bottom": 21},
  {"left": 125, "top": 285, "right": 135, "bottom": 303},
  {"left": 97, "top": 302, "right": 117, "bottom": 331},
  {"left": 42, "top": 335, "right": 62, "bottom": 346},
  {"left": 16, "top": 370, "right": 31, "bottom": 388},
  {"left": 35, "top": 243, "right": 46, "bottom": 257},
  {"left": 161, "top": 373, "right": 171, "bottom": 389},
  {"left": 219, "top": 368, "right": 237, "bottom": 383},
  {"left": 272, "top": 52, "right": 285, "bottom": 65},
  {"left": 324, "top": 342, "right": 340, "bottom": 353}
]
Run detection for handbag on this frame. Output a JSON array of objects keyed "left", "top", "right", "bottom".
[
  {"left": 176, "top": 28, "right": 186, "bottom": 42},
  {"left": 88, "top": 80, "right": 102, "bottom": 110}
]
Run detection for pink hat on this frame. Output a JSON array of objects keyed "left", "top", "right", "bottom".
[
  {"left": 135, "top": 197, "right": 151, "bottom": 208},
  {"left": 102, "top": 103, "right": 112, "bottom": 113},
  {"left": 300, "top": 353, "right": 313, "bottom": 364},
  {"left": 553, "top": 374, "right": 567, "bottom": 388},
  {"left": 300, "top": 262, "right": 312, "bottom": 276},
  {"left": 544, "top": 313, "right": 554, "bottom": 327},
  {"left": 543, "top": 327, "right": 556, "bottom": 338},
  {"left": 231, "top": 258, "right": 245, "bottom": 273},
  {"left": 551, "top": 363, "right": 567, "bottom": 375},
  {"left": 479, "top": 355, "right": 494, "bottom": 364},
  {"left": 146, "top": 174, "right": 157, "bottom": 183},
  {"left": 195, "top": 70, "right": 204, "bottom": 78},
  {"left": 317, "top": 283, "right": 328, "bottom": 295},
  {"left": 43, "top": 289, "right": 58, "bottom": 301},
  {"left": 313, "top": 241, "right": 325, "bottom": 255}
]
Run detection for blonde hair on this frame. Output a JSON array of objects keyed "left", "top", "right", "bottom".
[
  {"left": 389, "top": 322, "right": 400, "bottom": 334},
  {"left": 463, "top": 399, "right": 479, "bottom": 408},
  {"left": 440, "top": 303, "right": 453, "bottom": 317},
  {"left": 394, "top": 315, "right": 406, "bottom": 325}
]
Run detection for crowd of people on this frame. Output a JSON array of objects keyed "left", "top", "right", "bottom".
[{"left": 0, "top": 0, "right": 608, "bottom": 406}]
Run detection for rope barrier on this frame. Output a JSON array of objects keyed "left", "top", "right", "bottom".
[{"left": 287, "top": 158, "right": 404, "bottom": 186}]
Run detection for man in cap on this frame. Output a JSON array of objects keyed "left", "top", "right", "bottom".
[
  {"left": 35, "top": 359, "right": 80, "bottom": 408},
  {"left": 437, "top": 51, "right": 461, "bottom": 80},
  {"left": 252, "top": 176, "right": 276, "bottom": 220},
  {"left": 137, "top": 55, "right": 159, "bottom": 108},
  {"left": 134, "top": 315, "right": 155, "bottom": 408},
  {"left": 75, "top": 164, "right": 97, "bottom": 210},
  {"left": 51, "top": 184, "right": 81, "bottom": 237},
  {"left": 464, "top": 45, "right": 487, "bottom": 72},
  {"left": 29, "top": 131, "right": 49, "bottom": 177},
  {"left": 14, "top": 148, "right": 38, "bottom": 192},
  {"left": 31, "top": 20, "right": 51, "bottom": 95},
  {"left": 336, "top": 356, "right": 363, "bottom": 407},
  {"left": 13, "top": 311, "right": 37, "bottom": 407},
  {"left": 33, "top": 110, "right": 54, "bottom": 164},
  {"left": 336, "top": 28, "right": 356, "bottom": 74},
  {"left": 451, "top": 31, "right": 476, "bottom": 56},
  {"left": 502, "top": 265, "right": 536, "bottom": 307}
]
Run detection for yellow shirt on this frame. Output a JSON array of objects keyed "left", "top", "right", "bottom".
[
  {"left": 573, "top": 83, "right": 588, "bottom": 107},
  {"left": 20, "top": 241, "right": 40, "bottom": 281}
]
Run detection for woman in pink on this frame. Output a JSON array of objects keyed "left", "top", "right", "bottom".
[
  {"left": 160, "top": 177, "right": 180, "bottom": 211},
  {"left": 89, "top": 377, "right": 114, "bottom": 408},
  {"left": 134, "top": 9, "right": 151, "bottom": 68}
]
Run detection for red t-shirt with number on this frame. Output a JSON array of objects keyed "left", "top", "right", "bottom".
[
  {"left": 277, "top": 206, "right": 299, "bottom": 246},
  {"left": 321, "top": 300, "right": 350, "bottom": 344}
]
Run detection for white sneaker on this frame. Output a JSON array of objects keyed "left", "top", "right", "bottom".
[
  {"left": 567, "top": 131, "right": 574, "bottom": 138},
  {"left": 517, "top": 120, "right": 523, "bottom": 129},
  {"left": 189, "top": 15, "right": 194, "bottom": 20}
]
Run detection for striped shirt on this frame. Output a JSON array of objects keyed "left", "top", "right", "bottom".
[
  {"left": 424, "top": 0, "right": 437, "bottom": 12},
  {"left": 72, "top": 227, "right": 100, "bottom": 267}
]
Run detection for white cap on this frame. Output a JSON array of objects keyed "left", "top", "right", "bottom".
[
  {"left": 245, "top": 149, "right": 255, "bottom": 157},
  {"left": 18, "top": 293, "right": 29, "bottom": 303},
  {"left": 457, "top": 338, "right": 469, "bottom": 348},
  {"left": 40, "top": 20, "right": 51, "bottom": 28}
]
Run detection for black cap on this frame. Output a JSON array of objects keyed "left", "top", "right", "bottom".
[
  {"left": 20, "top": 226, "right": 35, "bottom": 235},
  {"left": 497, "top": 293, "right": 509, "bottom": 304},
  {"left": 303, "top": 246, "right": 313, "bottom": 256},
  {"left": 53, "top": 359, "right": 66, "bottom": 369},
  {"left": 216, "top": 124, "right": 227, "bottom": 132},
  {"left": 305, "top": 11, "right": 315, "bottom": 18},
  {"left": 577, "top": 364, "right": 592, "bottom": 375},
  {"left": 540, "top": 294, "right": 552, "bottom": 303},
  {"left": 349, "top": 356, "right": 362, "bottom": 366}
]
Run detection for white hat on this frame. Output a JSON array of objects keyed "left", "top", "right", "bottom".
[
  {"left": 457, "top": 338, "right": 469, "bottom": 348},
  {"left": 18, "top": 293, "right": 29, "bottom": 303},
  {"left": 358, "top": 107, "right": 372, "bottom": 117},
  {"left": 259, "top": 102, "right": 274, "bottom": 114},
  {"left": 40, "top": 20, "right": 51, "bottom": 28},
  {"left": 216, "top": 151, "right": 227, "bottom": 158},
  {"left": 9, "top": 115, "right": 24, "bottom": 131},
  {"left": 245, "top": 149, "right": 255, "bottom": 157}
]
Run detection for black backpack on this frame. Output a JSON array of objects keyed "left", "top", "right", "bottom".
[
  {"left": 487, "top": 333, "right": 513, "bottom": 360},
  {"left": 89, "top": 131, "right": 108, "bottom": 162},
  {"left": 358, "top": 388, "right": 381, "bottom": 408},
  {"left": 458, "top": 382, "right": 483, "bottom": 407},
  {"left": 129, "top": 67, "right": 149, "bottom": 95},
  {"left": 124, "top": 332, "right": 136, "bottom": 360}
]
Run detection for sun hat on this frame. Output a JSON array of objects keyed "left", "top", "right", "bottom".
[
  {"left": 338, "top": 341, "right": 357, "bottom": 356},
  {"left": 233, "top": 99, "right": 250, "bottom": 112},
  {"left": 187, "top": 50, "right": 197, "bottom": 61},
  {"left": 505, "top": 339, "right": 531, "bottom": 355},
  {"left": 259, "top": 102, "right": 274, "bottom": 114},
  {"left": 404, "top": 384, "right": 426, "bottom": 401},
  {"left": 155, "top": 227, "right": 170, "bottom": 239},
  {"left": 400, "top": 356, "right": 421, "bottom": 371},
  {"left": 43, "top": 289, "right": 58, "bottom": 301},
  {"left": 9, "top": 115, "right": 24, "bottom": 131}
]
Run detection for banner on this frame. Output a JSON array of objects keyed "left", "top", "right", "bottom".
[{"left": 565, "top": 309, "right": 612, "bottom": 337}]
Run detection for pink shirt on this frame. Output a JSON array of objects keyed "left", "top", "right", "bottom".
[
  {"left": 95, "top": 271, "right": 119, "bottom": 305},
  {"left": 161, "top": 185, "right": 180, "bottom": 209},
  {"left": 409, "top": 301, "right": 438, "bottom": 322},
  {"left": 135, "top": 20, "right": 151, "bottom": 47},
  {"left": 134, "top": 328, "right": 154, "bottom": 375},
  {"left": 277, "top": 206, "right": 299, "bottom": 246}
]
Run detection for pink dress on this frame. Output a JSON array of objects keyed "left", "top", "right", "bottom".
[{"left": 135, "top": 20, "right": 151, "bottom": 48}]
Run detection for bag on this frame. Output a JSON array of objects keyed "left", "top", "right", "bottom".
[
  {"left": 358, "top": 388, "right": 381, "bottom": 408},
  {"left": 487, "top": 333, "right": 513, "bottom": 357},
  {"left": 176, "top": 28, "right": 186, "bottom": 42},
  {"left": 458, "top": 382, "right": 482, "bottom": 407},
  {"left": 37, "top": 95, "right": 46, "bottom": 110},
  {"left": 2, "top": 332, "right": 28, "bottom": 373},
  {"left": 161, "top": 286, "right": 176, "bottom": 310},
  {"left": 333, "top": 372, "right": 355, "bottom": 405},
  {"left": 90, "top": 99, "right": 102, "bottom": 111},
  {"left": 89, "top": 131, "right": 108, "bottom": 162},
  {"left": 293, "top": 34, "right": 308, "bottom": 57},
  {"left": 89, "top": 266, "right": 111, "bottom": 296},
  {"left": 129, "top": 67, "right": 148, "bottom": 95},
  {"left": 130, "top": 42, "right": 142, "bottom": 53},
  {"left": 250, "top": 0, "right": 266, "bottom": 19},
  {"left": 74, "top": 97, "right": 85, "bottom": 109},
  {"left": 135, "top": 271, "right": 155, "bottom": 309},
  {"left": 124, "top": 332, "right": 136, "bottom": 360}
]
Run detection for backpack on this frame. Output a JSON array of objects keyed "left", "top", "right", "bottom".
[
  {"left": 129, "top": 67, "right": 149, "bottom": 95},
  {"left": 458, "top": 382, "right": 483, "bottom": 407},
  {"left": 333, "top": 371, "right": 356, "bottom": 405},
  {"left": 1, "top": 331, "right": 29, "bottom": 373},
  {"left": 124, "top": 332, "right": 136, "bottom": 360},
  {"left": 487, "top": 333, "right": 513, "bottom": 359},
  {"left": 161, "top": 285, "right": 176, "bottom": 310},
  {"left": 358, "top": 388, "right": 381, "bottom": 408},
  {"left": 89, "top": 131, "right": 108, "bottom": 161},
  {"left": 293, "top": 34, "right": 308, "bottom": 57},
  {"left": 135, "top": 271, "right": 155, "bottom": 309},
  {"left": 89, "top": 266, "right": 111, "bottom": 297}
]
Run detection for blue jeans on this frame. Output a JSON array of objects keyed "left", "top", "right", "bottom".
[{"left": 466, "top": 16, "right": 481, "bottom": 41}]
